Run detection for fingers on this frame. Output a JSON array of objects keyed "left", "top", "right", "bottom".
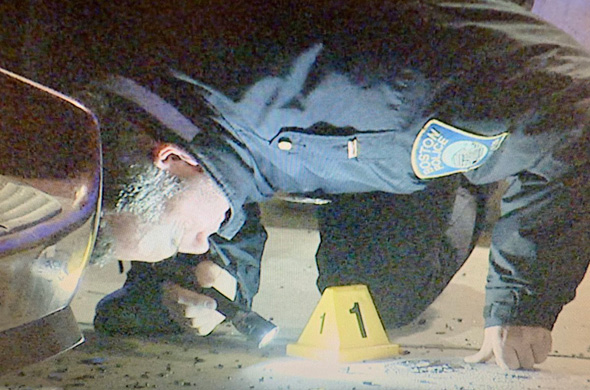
[
  {"left": 504, "top": 327, "right": 534, "bottom": 370},
  {"left": 174, "top": 285, "right": 225, "bottom": 335},
  {"left": 514, "top": 346, "right": 535, "bottom": 370},
  {"left": 466, "top": 326, "right": 553, "bottom": 370},
  {"left": 491, "top": 326, "right": 521, "bottom": 370},
  {"left": 180, "top": 293, "right": 217, "bottom": 312},
  {"left": 161, "top": 282, "right": 192, "bottom": 326},
  {"left": 531, "top": 328, "right": 552, "bottom": 364},
  {"left": 494, "top": 342, "right": 526, "bottom": 370},
  {"left": 194, "top": 260, "right": 223, "bottom": 288},
  {"left": 500, "top": 326, "right": 552, "bottom": 370},
  {"left": 194, "top": 261, "right": 237, "bottom": 300},
  {"left": 161, "top": 282, "right": 225, "bottom": 336},
  {"left": 464, "top": 348, "right": 493, "bottom": 364},
  {"left": 190, "top": 310, "right": 226, "bottom": 336},
  {"left": 464, "top": 327, "right": 495, "bottom": 364}
]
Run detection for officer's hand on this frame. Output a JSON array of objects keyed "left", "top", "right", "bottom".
[
  {"left": 161, "top": 261, "right": 228, "bottom": 336},
  {"left": 464, "top": 326, "right": 552, "bottom": 370}
]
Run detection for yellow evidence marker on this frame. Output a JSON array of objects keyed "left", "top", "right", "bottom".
[{"left": 286, "top": 284, "right": 401, "bottom": 362}]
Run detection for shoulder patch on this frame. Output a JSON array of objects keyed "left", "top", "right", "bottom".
[{"left": 411, "top": 119, "right": 508, "bottom": 179}]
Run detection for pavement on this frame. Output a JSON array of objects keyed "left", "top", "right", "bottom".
[{"left": 1, "top": 201, "right": 590, "bottom": 390}]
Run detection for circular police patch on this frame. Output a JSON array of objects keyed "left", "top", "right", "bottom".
[{"left": 411, "top": 119, "right": 508, "bottom": 179}]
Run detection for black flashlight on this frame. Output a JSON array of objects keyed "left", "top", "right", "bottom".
[
  {"left": 160, "top": 257, "right": 279, "bottom": 348},
  {"left": 204, "top": 288, "right": 279, "bottom": 348}
]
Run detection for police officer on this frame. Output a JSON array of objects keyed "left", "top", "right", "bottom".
[{"left": 18, "top": 0, "right": 590, "bottom": 370}]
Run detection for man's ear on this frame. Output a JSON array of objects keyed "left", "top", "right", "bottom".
[{"left": 153, "top": 143, "right": 202, "bottom": 177}]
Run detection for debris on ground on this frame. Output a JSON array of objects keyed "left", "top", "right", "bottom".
[{"left": 394, "top": 360, "right": 465, "bottom": 374}]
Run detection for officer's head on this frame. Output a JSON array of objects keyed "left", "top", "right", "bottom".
[{"left": 82, "top": 77, "right": 230, "bottom": 265}]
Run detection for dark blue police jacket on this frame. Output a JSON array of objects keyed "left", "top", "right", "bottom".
[{"left": 98, "top": 0, "right": 590, "bottom": 330}]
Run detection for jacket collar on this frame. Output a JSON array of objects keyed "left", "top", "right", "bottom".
[{"left": 99, "top": 72, "right": 271, "bottom": 239}]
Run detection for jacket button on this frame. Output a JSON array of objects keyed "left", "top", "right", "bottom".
[{"left": 277, "top": 138, "right": 293, "bottom": 151}]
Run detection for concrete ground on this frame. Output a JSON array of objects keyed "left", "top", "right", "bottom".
[{"left": 1, "top": 201, "right": 590, "bottom": 390}]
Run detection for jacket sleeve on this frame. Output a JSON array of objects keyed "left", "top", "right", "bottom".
[
  {"left": 484, "top": 158, "right": 590, "bottom": 330},
  {"left": 208, "top": 203, "right": 268, "bottom": 309},
  {"left": 423, "top": 0, "right": 590, "bottom": 331}
]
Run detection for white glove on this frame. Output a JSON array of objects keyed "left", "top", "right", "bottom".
[{"left": 464, "top": 325, "right": 552, "bottom": 370}]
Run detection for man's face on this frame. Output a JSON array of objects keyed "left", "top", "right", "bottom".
[{"left": 92, "top": 146, "right": 230, "bottom": 264}]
